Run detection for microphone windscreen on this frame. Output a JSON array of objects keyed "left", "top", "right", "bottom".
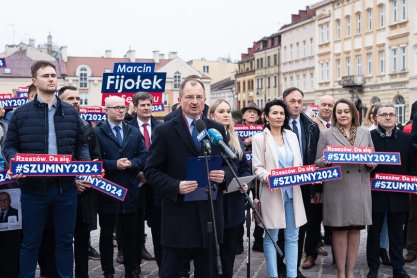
[
  {"left": 207, "top": 128, "right": 223, "bottom": 145},
  {"left": 195, "top": 119, "right": 207, "bottom": 133}
]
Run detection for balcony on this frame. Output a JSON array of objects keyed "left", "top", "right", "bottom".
[{"left": 339, "top": 75, "right": 365, "bottom": 88}]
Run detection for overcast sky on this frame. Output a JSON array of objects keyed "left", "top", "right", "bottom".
[{"left": 1, "top": 0, "right": 315, "bottom": 62}]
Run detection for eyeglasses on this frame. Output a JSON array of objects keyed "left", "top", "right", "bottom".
[
  {"left": 107, "top": 106, "right": 127, "bottom": 111},
  {"left": 378, "top": 113, "right": 397, "bottom": 118},
  {"left": 182, "top": 95, "right": 205, "bottom": 101}
]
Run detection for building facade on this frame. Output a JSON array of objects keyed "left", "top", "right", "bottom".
[{"left": 188, "top": 58, "right": 237, "bottom": 84}]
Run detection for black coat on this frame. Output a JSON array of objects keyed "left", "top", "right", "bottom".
[
  {"left": 94, "top": 120, "right": 147, "bottom": 214},
  {"left": 144, "top": 113, "right": 227, "bottom": 248},
  {"left": 370, "top": 127, "right": 417, "bottom": 213},
  {"left": 3, "top": 96, "right": 90, "bottom": 195},
  {"left": 1, "top": 206, "right": 18, "bottom": 223}
]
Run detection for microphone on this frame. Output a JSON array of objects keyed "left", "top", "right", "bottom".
[
  {"left": 207, "top": 128, "right": 237, "bottom": 160},
  {"left": 195, "top": 119, "right": 212, "bottom": 154}
]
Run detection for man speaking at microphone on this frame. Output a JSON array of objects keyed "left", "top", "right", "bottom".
[{"left": 144, "top": 76, "right": 227, "bottom": 277}]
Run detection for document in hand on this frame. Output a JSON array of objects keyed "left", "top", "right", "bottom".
[{"left": 226, "top": 175, "right": 256, "bottom": 193}]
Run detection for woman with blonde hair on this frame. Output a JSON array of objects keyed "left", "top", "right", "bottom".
[{"left": 209, "top": 99, "right": 251, "bottom": 278}]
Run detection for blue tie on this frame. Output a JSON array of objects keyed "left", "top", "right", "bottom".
[
  {"left": 191, "top": 120, "right": 200, "bottom": 152},
  {"left": 292, "top": 120, "right": 300, "bottom": 143},
  {"left": 114, "top": 126, "right": 122, "bottom": 145}
]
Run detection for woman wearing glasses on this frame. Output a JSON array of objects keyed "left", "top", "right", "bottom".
[
  {"left": 315, "top": 99, "right": 374, "bottom": 278},
  {"left": 252, "top": 99, "right": 306, "bottom": 278},
  {"left": 208, "top": 99, "right": 251, "bottom": 278}
]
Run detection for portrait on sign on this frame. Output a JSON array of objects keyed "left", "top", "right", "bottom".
[{"left": 0, "top": 188, "right": 22, "bottom": 232}]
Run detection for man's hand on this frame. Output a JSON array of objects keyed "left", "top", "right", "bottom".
[
  {"left": 209, "top": 170, "right": 225, "bottom": 184},
  {"left": 244, "top": 137, "right": 252, "bottom": 147},
  {"left": 240, "top": 183, "right": 249, "bottom": 193},
  {"left": 179, "top": 180, "right": 198, "bottom": 194},
  {"left": 7, "top": 170, "right": 25, "bottom": 180},
  {"left": 116, "top": 158, "right": 131, "bottom": 170},
  {"left": 321, "top": 156, "right": 332, "bottom": 166},
  {"left": 76, "top": 180, "right": 91, "bottom": 194},
  {"left": 137, "top": 171, "right": 146, "bottom": 183},
  {"left": 311, "top": 192, "right": 322, "bottom": 204},
  {"left": 365, "top": 163, "right": 377, "bottom": 169}
]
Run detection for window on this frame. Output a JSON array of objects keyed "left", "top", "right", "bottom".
[
  {"left": 274, "top": 54, "right": 278, "bottom": 65},
  {"left": 357, "top": 13, "right": 362, "bottom": 34},
  {"left": 296, "top": 43, "right": 300, "bottom": 59},
  {"left": 320, "top": 25, "right": 325, "bottom": 42},
  {"left": 401, "top": 0, "right": 406, "bottom": 21},
  {"left": 347, "top": 16, "right": 351, "bottom": 36},
  {"left": 326, "top": 61, "right": 330, "bottom": 80},
  {"left": 371, "top": 96, "right": 381, "bottom": 104},
  {"left": 260, "top": 58, "right": 264, "bottom": 68},
  {"left": 274, "top": 76, "right": 277, "bottom": 87},
  {"left": 267, "top": 56, "right": 271, "bottom": 67},
  {"left": 393, "top": 0, "right": 398, "bottom": 23},
  {"left": 79, "top": 67, "right": 88, "bottom": 88},
  {"left": 346, "top": 57, "right": 351, "bottom": 75},
  {"left": 336, "top": 19, "right": 341, "bottom": 39},
  {"left": 379, "top": 51, "right": 385, "bottom": 74},
  {"left": 80, "top": 93, "right": 88, "bottom": 105},
  {"left": 336, "top": 59, "right": 341, "bottom": 79},
  {"left": 303, "top": 74, "right": 307, "bottom": 90},
  {"left": 290, "top": 76, "right": 293, "bottom": 87},
  {"left": 284, "top": 47, "right": 287, "bottom": 62},
  {"left": 203, "top": 66, "right": 209, "bottom": 73},
  {"left": 243, "top": 81, "right": 246, "bottom": 92},
  {"left": 380, "top": 5, "right": 385, "bottom": 27},
  {"left": 310, "top": 73, "right": 314, "bottom": 90},
  {"left": 237, "top": 82, "right": 240, "bottom": 93},
  {"left": 391, "top": 48, "right": 398, "bottom": 72},
  {"left": 303, "top": 41, "right": 306, "bottom": 57},
  {"left": 400, "top": 46, "right": 407, "bottom": 71},
  {"left": 290, "top": 44, "right": 293, "bottom": 60},
  {"left": 267, "top": 77, "right": 271, "bottom": 88},
  {"left": 320, "top": 62, "right": 324, "bottom": 81},
  {"left": 310, "top": 38, "right": 314, "bottom": 55},
  {"left": 173, "top": 71, "right": 181, "bottom": 89},
  {"left": 394, "top": 95, "right": 405, "bottom": 124},
  {"left": 368, "top": 9, "right": 373, "bottom": 31},
  {"left": 296, "top": 75, "right": 300, "bottom": 88},
  {"left": 367, "top": 53, "right": 373, "bottom": 75},
  {"left": 356, "top": 55, "right": 362, "bottom": 75}
]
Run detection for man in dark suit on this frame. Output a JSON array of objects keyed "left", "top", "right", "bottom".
[
  {"left": 367, "top": 103, "right": 417, "bottom": 278},
  {"left": 145, "top": 76, "right": 226, "bottom": 277},
  {"left": 95, "top": 96, "right": 147, "bottom": 278},
  {"left": 129, "top": 92, "right": 161, "bottom": 269},
  {"left": 282, "top": 87, "right": 320, "bottom": 278},
  {"left": 0, "top": 192, "right": 18, "bottom": 223}
]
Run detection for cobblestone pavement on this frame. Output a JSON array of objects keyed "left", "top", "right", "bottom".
[{"left": 77, "top": 228, "right": 416, "bottom": 278}]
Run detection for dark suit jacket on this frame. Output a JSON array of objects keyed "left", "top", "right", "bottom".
[
  {"left": 129, "top": 116, "right": 163, "bottom": 208},
  {"left": 144, "top": 112, "right": 227, "bottom": 248},
  {"left": 371, "top": 127, "right": 417, "bottom": 213},
  {"left": 94, "top": 120, "right": 147, "bottom": 214},
  {"left": 1, "top": 207, "right": 18, "bottom": 223}
]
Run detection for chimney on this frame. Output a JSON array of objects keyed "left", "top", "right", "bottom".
[
  {"left": 29, "top": 38, "right": 35, "bottom": 47},
  {"left": 60, "top": 46, "right": 68, "bottom": 62},
  {"left": 105, "top": 50, "right": 112, "bottom": 58},
  {"left": 124, "top": 49, "right": 136, "bottom": 62},
  {"left": 168, "top": 51, "right": 177, "bottom": 59},
  {"left": 47, "top": 33, "right": 52, "bottom": 54},
  {"left": 153, "top": 50, "right": 160, "bottom": 63},
  {"left": 159, "top": 53, "right": 165, "bottom": 60}
]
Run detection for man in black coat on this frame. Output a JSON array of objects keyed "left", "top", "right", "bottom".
[
  {"left": 129, "top": 92, "right": 162, "bottom": 268},
  {"left": 95, "top": 96, "right": 147, "bottom": 278},
  {"left": 0, "top": 192, "right": 18, "bottom": 223},
  {"left": 282, "top": 87, "right": 320, "bottom": 277},
  {"left": 367, "top": 103, "right": 417, "bottom": 278},
  {"left": 144, "top": 76, "right": 226, "bottom": 277}
]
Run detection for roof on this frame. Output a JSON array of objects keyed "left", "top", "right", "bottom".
[
  {"left": 211, "top": 77, "right": 234, "bottom": 91},
  {"left": 66, "top": 57, "right": 171, "bottom": 77},
  {"left": 0, "top": 50, "right": 66, "bottom": 78}
]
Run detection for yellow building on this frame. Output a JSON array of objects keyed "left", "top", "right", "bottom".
[
  {"left": 313, "top": 0, "right": 412, "bottom": 123},
  {"left": 188, "top": 58, "right": 237, "bottom": 84}
]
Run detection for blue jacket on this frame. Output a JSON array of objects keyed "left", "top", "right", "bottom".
[
  {"left": 94, "top": 120, "right": 147, "bottom": 214},
  {"left": 3, "top": 95, "right": 90, "bottom": 195}
]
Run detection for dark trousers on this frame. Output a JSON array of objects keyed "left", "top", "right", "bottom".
[
  {"left": 99, "top": 213, "right": 137, "bottom": 274},
  {"left": 74, "top": 204, "right": 91, "bottom": 278},
  {"left": 220, "top": 225, "right": 241, "bottom": 278},
  {"left": 0, "top": 230, "right": 21, "bottom": 278},
  {"left": 136, "top": 207, "right": 145, "bottom": 266},
  {"left": 304, "top": 203, "right": 323, "bottom": 258},
  {"left": 367, "top": 211, "right": 408, "bottom": 273},
  {"left": 38, "top": 228, "right": 58, "bottom": 278},
  {"left": 149, "top": 206, "right": 162, "bottom": 268},
  {"left": 161, "top": 246, "right": 219, "bottom": 278},
  {"left": 253, "top": 225, "right": 264, "bottom": 246}
]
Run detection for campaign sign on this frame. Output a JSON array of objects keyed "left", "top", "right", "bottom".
[
  {"left": 245, "top": 151, "right": 252, "bottom": 163},
  {"left": 326, "top": 145, "right": 374, "bottom": 153},
  {"left": 308, "top": 104, "right": 319, "bottom": 117},
  {"left": 17, "top": 92, "right": 28, "bottom": 98},
  {"left": 76, "top": 175, "right": 128, "bottom": 201},
  {"left": 324, "top": 151, "right": 401, "bottom": 165},
  {"left": 0, "top": 58, "right": 6, "bottom": 68},
  {"left": 13, "top": 153, "right": 72, "bottom": 163},
  {"left": 0, "top": 188, "right": 22, "bottom": 232},
  {"left": 101, "top": 92, "right": 163, "bottom": 106},
  {"left": 268, "top": 165, "right": 342, "bottom": 190},
  {"left": 371, "top": 173, "right": 417, "bottom": 194},
  {"left": 113, "top": 63, "right": 155, "bottom": 74},
  {"left": 234, "top": 124, "right": 264, "bottom": 139},
  {"left": 0, "top": 94, "right": 14, "bottom": 100},
  {"left": 152, "top": 104, "right": 164, "bottom": 112},
  {"left": 101, "top": 72, "right": 166, "bottom": 93},
  {"left": 79, "top": 107, "right": 107, "bottom": 123},
  {"left": 10, "top": 161, "right": 102, "bottom": 176},
  {"left": 0, "top": 170, "right": 15, "bottom": 187},
  {"left": 0, "top": 97, "right": 28, "bottom": 109}
]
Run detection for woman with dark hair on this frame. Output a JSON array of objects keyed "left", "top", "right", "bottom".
[
  {"left": 208, "top": 99, "right": 251, "bottom": 278},
  {"left": 252, "top": 99, "right": 306, "bottom": 278},
  {"left": 315, "top": 99, "right": 374, "bottom": 278}
]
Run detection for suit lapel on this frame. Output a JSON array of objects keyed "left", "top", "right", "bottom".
[
  {"left": 102, "top": 121, "right": 122, "bottom": 147},
  {"left": 264, "top": 129, "right": 279, "bottom": 169},
  {"left": 331, "top": 126, "right": 351, "bottom": 146},
  {"left": 174, "top": 115, "right": 199, "bottom": 155},
  {"left": 121, "top": 122, "right": 131, "bottom": 150}
]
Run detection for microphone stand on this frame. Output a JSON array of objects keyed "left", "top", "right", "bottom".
[
  {"left": 202, "top": 145, "right": 222, "bottom": 277},
  {"left": 221, "top": 153, "right": 284, "bottom": 278}
]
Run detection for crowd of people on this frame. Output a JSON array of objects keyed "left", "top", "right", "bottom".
[{"left": 0, "top": 60, "right": 417, "bottom": 278}]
